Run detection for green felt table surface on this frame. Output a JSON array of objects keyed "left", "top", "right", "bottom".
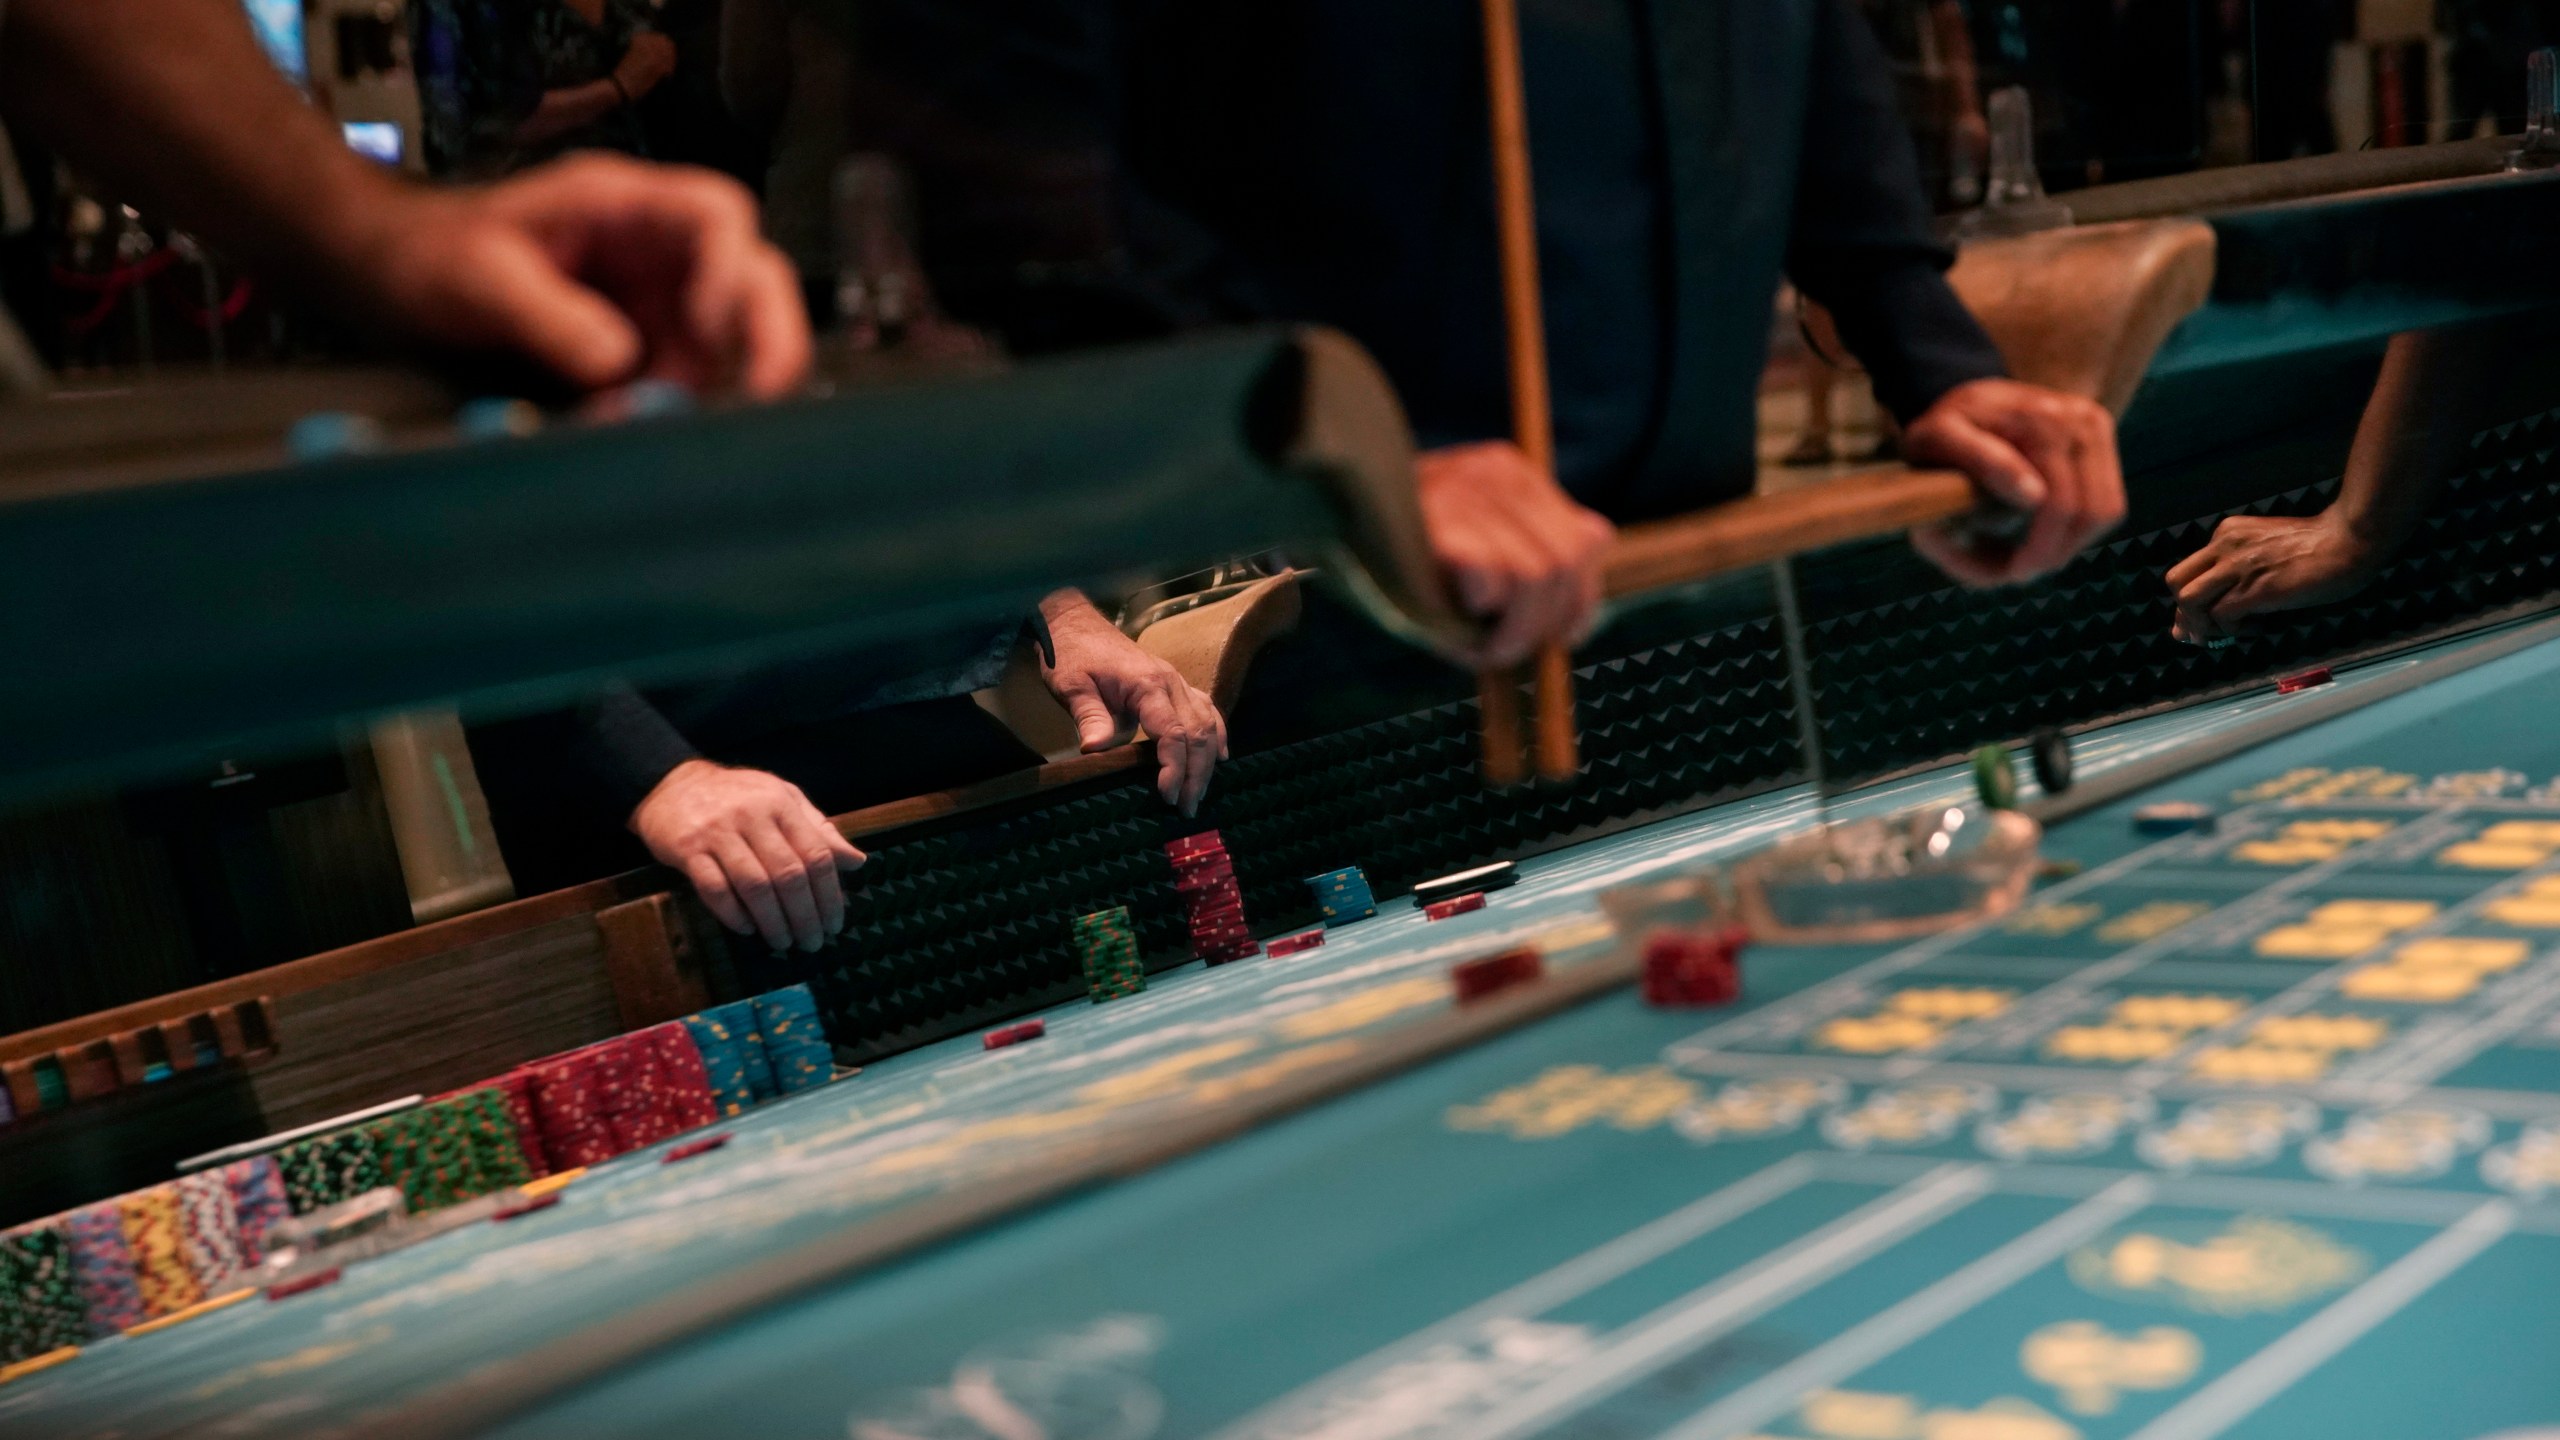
[{"left": 11, "top": 626, "right": 2560, "bottom": 1440}]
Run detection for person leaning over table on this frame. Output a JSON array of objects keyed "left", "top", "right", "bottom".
[{"left": 820, "top": 0, "right": 2126, "bottom": 686}]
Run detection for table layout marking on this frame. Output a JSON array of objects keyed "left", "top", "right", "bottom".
[
  {"left": 1207, "top": 1156, "right": 1823, "bottom": 1440},
  {"left": 1459, "top": 1164, "right": 1994, "bottom": 1440},
  {"left": 2120, "top": 1199, "right": 2516, "bottom": 1440},
  {"left": 1658, "top": 1175, "right": 2157, "bottom": 1440}
]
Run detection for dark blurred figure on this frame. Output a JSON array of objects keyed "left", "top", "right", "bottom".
[
  {"left": 2449, "top": 0, "right": 2560, "bottom": 134},
  {"left": 411, "top": 0, "right": 676, "bottom": 176},
  {"left": 637, "top": 0, "right": 767, "bottom": 186},
  {"left": 1967, "top": 0, "right": 2209, "bottom": 186},
  {"left": 1858, "top": 0, "right": 1991, "bottom": 208},
  {"left": 2244, "top": 0, "right": 2348, "bottom": 158}
]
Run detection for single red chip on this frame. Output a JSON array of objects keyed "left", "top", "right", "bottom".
[
  {"left": 491, "top": 1193, "right": 563, "bottom": 1222},
  {"left": 266, "top": 1266, "right": 342, "bottom": 1300},
  {"left": 1423, "top": 893, "right": 1487, "bottom": 920},
  {"left": 1266, "top": 931, "right": 1326, "bottom": 957},
  {"left": 2276, "top": 666, "right": 2334, "bottom": 694},
  {"left": 662, "top": 1132, "right": 733, "bottom": 1163},
  {"left": 1452, "top": 948, "right": 1544, "bottom": 1003},
  {"left": 983, "top": 1019, "right": 1047, "bottom": 1050}
]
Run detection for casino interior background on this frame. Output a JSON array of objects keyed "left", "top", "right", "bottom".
[{"left": 9, "top": 0, "right": 2560, "bottom": 1431}]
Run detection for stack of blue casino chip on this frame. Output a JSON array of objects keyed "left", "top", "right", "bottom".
[
  {"left": 680, "top": 1007, "right": 760, "bottom": 1117},
  {"left": 1307, "top": 866, "right": 1378, "bottom": 925},
  {"left": 752, "top": 984, "right": 834, "bottom": 1094}
]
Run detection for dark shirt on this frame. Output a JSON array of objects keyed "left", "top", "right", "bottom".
[
  {"left": 847, "top": 0, "right": 2006, "bottom": 520},
  {"left": 411, "top": 0, "right": 656, "bottom": 177}
]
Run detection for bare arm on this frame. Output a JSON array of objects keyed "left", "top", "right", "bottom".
[
  {"left": 0, "top": 0, "right": 405, "bottom": 305},
  {"left": 516, "top": 80, "right": 628, "bottom": 149}
]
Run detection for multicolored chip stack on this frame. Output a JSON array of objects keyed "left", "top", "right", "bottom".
[
  {"left": 0, "top": 1223, "right": 87, "bottom": 1362},
  {"left": 1166, "top": 832, "right": 1261, "bottom": 964},
  {"left": 219, "top": 1156, "right": 291, "bottom": 1266},
  {"left": 172, "top": 1171, "right": 246, "bottom": 1286},
  {"left": 63, "top": 1203, "right": 143, "bottom": 1337},
  {"left": 1308, "top": 866, "right": 1377, "bottom": 925},
  {"left": 276, "top": 1128, "right": 384, "bottom": 1216},
  {"left": 1640, "top": 926, "right": 1746, "bottom": 1007},
  {"left": 752, "top": 986, "right": 833, "bottom": 1094},
  {"left": 1073, "top": 906, "right": 1147, "bottom": 1003},
  {"left": 115, "top": 1185, "right": 202, "bottom": 1319}
]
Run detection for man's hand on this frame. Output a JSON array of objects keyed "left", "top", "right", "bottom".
[
  {"left": 614, "top": 32, "right": 680, "bottom": 98},
  {"left": 631, "top": 759, "right": 864, "bottom": 952},
  {"left": 1038, "top": 591, "right": 1227, "bottom": 816},
  {"left": 1416, "top": 442, "right": 1617, "bottom": 668},
  {"left": 1901, "top": 378, "right": 2125, "bottom": 586},
  {"left": 349, "top": 153, "right": 810, "bottom": 400},
  {"left": 2165, "top": 512, "right": 2384, "bottom": 645}
]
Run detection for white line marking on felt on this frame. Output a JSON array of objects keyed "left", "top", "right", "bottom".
[
  {"left": 1454, "top": 1163, "right": 1994, "bottom": 1440},
  {"left": 1206, "top": 1156, "right": 1822, "bottom": 1440},
  {"left": 2121, "top": 1200, "right": 2515, "bottom": 1440},
  {"left": 1658, "top": 1175, "right": 2156, "bottom": 1440}
]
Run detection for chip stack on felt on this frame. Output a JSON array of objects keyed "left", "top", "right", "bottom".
[
  {"left": 0, "top": 1224, "right": 87, "bottom": 1362},
  {"left": 1073, "top": 906, "right": 1147, "bottom": 1002},
  {"left": 449, "top": 1085, "right": 536, "bottom": 1192},
  {"left": 115, "top": 1185, "right": 202, "bottom": 1319},
  {"left": 220, "top": 1156, "right": 292, "bottom": 1265},
  {"left": 682, "top": 1006, "right": 760, "bottom": 1117},
  {"left": 523, "top": 1048, "right": 618, "bottom": 1169},
  {"left": 1640, "top": 926, "right": 1747, "bottom": 1008},
  {"left": 753, "top": 985, "right": 833, "bottom": 1093},
  {"left": 1307, "top": 866, "right": 1377, "bottom": 925},
  {"left": 64, "top": 1202, "right": 144, "bottom": 1336},
  {"left": 275, "top": 1128, "right": 384, "bottom": 1216},
  {"left": 631, "top": 1021, "right": 722, "bottom": 1133},
  {"left": 172, "top": 1170, "right": 246, "bottom": 1287},
  {"left": 1166, "top": 832, "right": 1260, "bottom": 963}
]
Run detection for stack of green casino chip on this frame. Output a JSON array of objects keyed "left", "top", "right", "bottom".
[
  {"left": 278, "top": 1127, "right": 386, "bottom": 1215},
  {"left": 453, "top": 1086, "right": 534, "bottom": 1192},
  {"left": 1073, "top": 906, "right": 1146, "bottom": 1002},
  {"left": 0, "top": 1224, "right": 86, "bottom": 1362}
]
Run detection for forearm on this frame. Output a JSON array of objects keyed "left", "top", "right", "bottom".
[
  {"left": 2332, "top": 328, "right": 2498, "bottom": 549},
  {"left": 515, "top": 80, "right": 627, "bottom": 148},
  {"left": 1, "top": 0, "right": 405, "bottom": 285}
]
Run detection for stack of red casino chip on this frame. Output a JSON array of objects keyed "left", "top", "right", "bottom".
[
  {"left": 640, "top": 1022, "right": 722, "bottom": 1133},
  {"left": 483, "top": 1071, "right": 549, "bottom": 1178},
  {"left": 1639, "top": 925, "right": 1747, "bottom": 1008},
  {"left": 521, "top": 1049, "right": 618, "bottom": 1169},
  {"left": 1166, "top": 832, "right": 1261, "bottom": 964},
  {"left": 593, "top": 1033, "right": 679, "bottom": 1152}
]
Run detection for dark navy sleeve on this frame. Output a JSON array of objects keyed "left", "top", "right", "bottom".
[
  {"left": 577, "top": 683, "right": 702, "bottom": 816},
  {"left": 1786, "top": 0, "right": 2008, "bottom": 423}
]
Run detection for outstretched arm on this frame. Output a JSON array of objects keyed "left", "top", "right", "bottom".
[{"left": 2, "top": 0, "right": 807, "bottom": 396}]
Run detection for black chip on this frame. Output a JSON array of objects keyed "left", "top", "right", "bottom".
[
  {"left": 1412, "top": 862, "right": 1518, "bottom": 905},
  {"left": 2029, "top": 727, "right": 2073, "bottom": 796}
]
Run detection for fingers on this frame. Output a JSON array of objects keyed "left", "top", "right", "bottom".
[
  {"left": 1171, "top": 685, "right": 1225, "bottom": 816},
  {"left": 1915, "top": 408, "right": 2047, "bottom": 516},
  {"left": 2172, "top": 559, "right": 2244, "bottom": 644},
  {"left": 493, "top": 156, "right": 810, "bottom": 398},
  {"left": 777, "top": 804, "right": 851, "bottom": 941},
  {"left": 681, "top": 853, "right": 754, "bottom": 937},
  {"left": 455, "top": 229, "right": 645, "bottom": 390},
  {"left": 708, "top": 833, "right": 791, "bottom": 950},
  {"left": 1991, "top": 399, "right": 2122, "bottom": 580},
  {"left": 744, "top": 818, "right": 828, "bottom": 952},
  {"left": 1058, "top": 678, "right": 1122, "bottom": 753}
]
